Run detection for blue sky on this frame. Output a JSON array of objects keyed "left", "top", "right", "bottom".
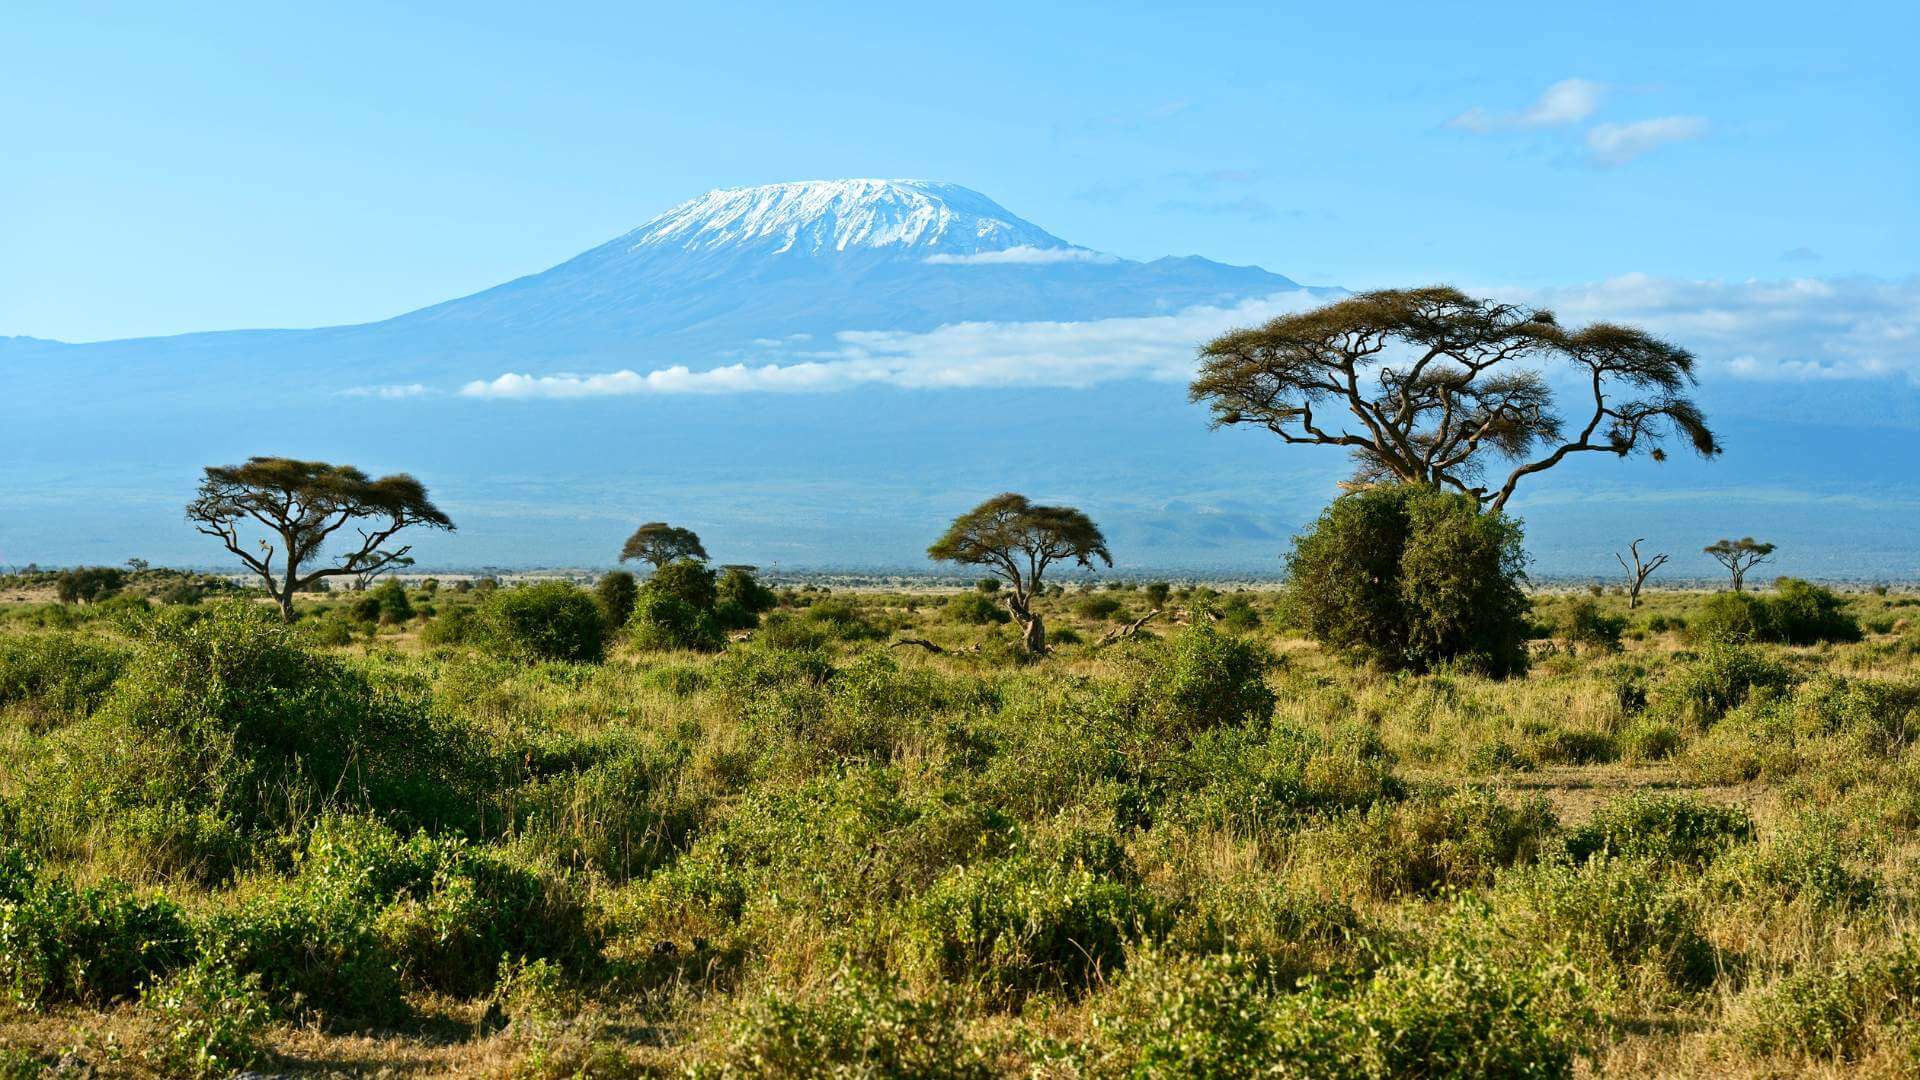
[{"left": 4, "top": 1, "right": 1914, "bottom": 343}]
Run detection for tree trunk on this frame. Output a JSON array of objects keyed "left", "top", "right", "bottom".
[
  {"left": 274, "top": 584, "right": 296, "bottom": 623},
  {"left": 1627, "top": 584, "right": 1641, "bottom": 609},
  {"left": 1019, "top": 611, "right": 1047, "bottom": 655}
]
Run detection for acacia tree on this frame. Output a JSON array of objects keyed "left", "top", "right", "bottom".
[
  {"left": 620, "top": 522, "right": 708, "bottom": 568},
  {"left": 1705, "top": 537, "right": 1775, "bottom": 592},
  {"left": 927, "top": 493, "right": 1111, "bottom": 654},
  {"left": 1189, "top": 287, "right": 1720, "bottom": 510},
  {"left": 186, "top": 457, "right": 454, "bottom": 622},
  {"left": 1614, "top": 539, "right": 1670, "bottom": 608}
]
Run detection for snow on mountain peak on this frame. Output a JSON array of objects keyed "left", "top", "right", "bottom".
[{"left": 625, "top": 179, "right": 1071, "bottom": 257}]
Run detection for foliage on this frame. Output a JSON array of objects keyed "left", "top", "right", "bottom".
[
  {"left": 620, "top": 522, "right": 708, "bottom": 568},
  {"left": 142, "top": 956, "right": 271, "bottom": 1079},
  {"left": 706, "top": 968, "right": 990, "bottom": 1079},
  {"left": 1191, "top": 285, "right": 1718, "bottom": 510},
  {"left": 478, "top": 582, "right": 608, "bottom": 664},
  {"left": 593, "top": 570, "right": 639, "bottom": 629},
  {"left": 56, "top": 566, "right": 126, "bottom": 605},
  {"left": 1110, "top": 620, "right": 1276, "bottom": 737},
  {"left": 1286, "top": 484, "right": 1530, "bottom": 676}
]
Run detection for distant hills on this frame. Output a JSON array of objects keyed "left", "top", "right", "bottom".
[{"left": 2, "top": 179, "right": 1914, "bottom": 579}]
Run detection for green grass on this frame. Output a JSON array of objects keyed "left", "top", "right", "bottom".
[{"left": 1, "top": 583, "right": 1917, "bottom": 1076}]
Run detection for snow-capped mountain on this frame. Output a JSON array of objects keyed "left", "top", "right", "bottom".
[
  {"left": 623, "top": 179, "right": 1071, "bottom": 256},
  {"left": 2, "top": 179, "right": 1912, "bottom": 575}
]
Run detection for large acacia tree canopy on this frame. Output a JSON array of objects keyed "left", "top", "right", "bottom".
[
  {"left": 620, "top": 522, "right": 709, "bottom": 567},
  {"left": 927, "top": 493, "right": 1112, "bottom": 599},
  {"left": 1189, "top": 286, "right": 1721, "bottom": 509},
  {"left": 186, "top": 457, "right": 453, "bottom": 599}
]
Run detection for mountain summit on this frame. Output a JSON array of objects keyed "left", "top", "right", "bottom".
[{"left": 622, "top": 179, "right": 1071, "bottom": 257}]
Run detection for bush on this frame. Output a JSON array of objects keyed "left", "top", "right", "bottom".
[
  {"left": 905, "top": 848, "right": 1156, "bottom": 1003},
  {"left": 1659, "top": 643, "right": 1793, "bottom": 726},
  {"left": 593, "top": 570, "right": 639, "bottom": 629},
  {"left": 715, "top": 567, "right": 777, "bottom": 628},
  {"left": 946, "top": 591, "right": 1010, "bottom": 625},
  {"left": 1560, "top": 599, "right": 1626, "bottom": 653},
  {"left": 1693, "top": 580, "right": 1861, "bottom": 646},
  {"left": 646, "top": 559, "right": 718, "bottom": 611},
  {"left": 55, "top": 566, "right": 125, "bottom": 605},
  {"left": 19, "top": 603, "right": 483, "bottom": 880},
  {"left": 1286, "top": 485, "right": 1530, "bottom": 676},
  {"left": 708, "top": 968, "right": 989, "bottom": 1078},
  {"left": 1308, "top": 788, "right": 1557, "bottom": 898},
  {"left": 1738, "top": 940, "right": 1920, "bottom": 1064},
  {"left": 1562, "top": 793, "right": 1752, "bottom": 868},
  {"left": 366, "top": 579, "right": 414, "bottom": 624},
  {"left": 0, "top": 850, "right": 193, "bottom": 1008},
  {"left": 478, "top": 582, "right": 607, "bottom": 663},
  {"left": 142, "top": 956, "right": 270, "bottom": 1079},
  {"left": 628, "top": 589, "right": 726, "bottom": 652},
  {"left": 1076, "top": 594, "right": 1123, "bottom": 620},
  {"left": 1493, "top": 857, "right": 1718, "bottom": 993},
  {"left": 420, "top": 604, "right": 479, "bottom": 646},
  {"left": 0, "top": 632, "right": 127, "bottom": 728},
  {"left": 1111, "top": 620, "right": 1276, "bottom": 738}
]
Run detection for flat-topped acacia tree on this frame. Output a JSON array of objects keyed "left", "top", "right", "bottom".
[
  {"left": 186, "top": 456, "right": 454, "bottom": 621},
  {"left": 1189, "top": 286, "right": 1721, "bottom": 510},
  {"left": 928, "top": 493, "right": 1111, "bottom": 655},
  {"left": 620, "top": 522, "right": 709, "bottom": 569},
  {"left": 1705, "top": 537, "right": 1776, "bottom": 592}
]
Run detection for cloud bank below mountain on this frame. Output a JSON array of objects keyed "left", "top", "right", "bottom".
[{"left": 452, "top": 275, "right": 1920, "bottom": 400}]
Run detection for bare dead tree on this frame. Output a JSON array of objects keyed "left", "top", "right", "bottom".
[
  {"left": 1614, "top": 539, "right": 1670, "bottom": 608},
  {"left": 1190, "top": 287, "right": 1721, "bottom": 510},
  {"left": 1096, "top": 608, "right": 1162, "bottom": 646}
]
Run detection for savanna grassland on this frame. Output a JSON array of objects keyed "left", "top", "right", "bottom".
[{"left": 2, "top": 575, "right": 1919, "bottom": 1078}]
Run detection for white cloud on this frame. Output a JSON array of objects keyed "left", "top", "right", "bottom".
[
  {"left": 1585, "top": 116, "right": 1707, "bottom": 165},
  {"left": 1449, "top": 78, "right": 1604, "bottom": 131},
  {"left": 454, "top": 276, "right": 1920, "bottom": 402},
  {"left": 459, "top": 291, "right": 1327, "bottom": 399},
  {"left": 342, "top": 383, "right": 433, "bottom": 398},
  {"left": 924, "top": 245, "right": 1119, "bottom": 266},
  {"left": 1495, "top": 274, "right": 1920, "bottom": 381}
]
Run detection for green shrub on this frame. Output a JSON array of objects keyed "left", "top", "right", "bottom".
[
  {"left": 945, "top": 591, "right": 1009, "bottom": 625},
  {"left": 593, "top": 570, "right": 639, "bottom": 629},
  {"left": 1693, "top": 580, "right": 1861, "bottom": 646},
  {"left": 1763, "top": 579, "right": 1862, "bottom": 645},
  {"left": 1110, "top": 620, "right": 1276, "bottom": 738},
  {"left": 420, "top": 604, "right": 479, "bottom": 646},
  {"left": 1562, "top": 793, "right": 1752, "bottom": 868},
  {"left": 142, "top": 956, "right": 270, "bottom": 1079},
  {"left": 1309, "top": 788, "right": 1557, "bottom": 898},
  {"left": 1560, "top": 599, "right": 1626, "bottom": 653},
  {"left": 367, "top": 579, "right": 413, "bottom": 624},
  {"left": 1281, "top": 945, "right": 1590, "bottom": 1078},
  {"left": 1659, "top": 642, "right": 1793, "bottom": 726},
  {"left": 478, "top": 582, "right": 607, "bottom": 663},
  {"left": 646, "top": 559, "right": 718, "bottom": 611},
  {"left": 1075, "top": 594, "right": 1123, "bottom": 620},
  {"left": 708, "top": 967, "right": 989, "bottom": 1079},
  {"left": 906, "top": 848, "right": 1156, "bottom": 1003},
  {"left": 1087, "top": 950, "right": 1285, "bottom": 1074},
  {"left": 1738, "top": 940, "right": 1920, "bottom": 1064},
  {"left": 1492, "top": 857, "right": 1718, "bottom": 993},
  {"left": 1285, "top": 485, "right": 1530, "bottom": 676},
  {"left": 628, "top": 589, "right": 726, "bottom": 652},
  {"left": 0, "top": 850, "right": 193, "bottom": 1008},
  {"left": 19, "top": 603, "right": 483, "bottom": 880},
  {"left": 55, "top": 566, "right": 125, "bottom": 605},
  {"left": 0, "top": 632, "right": 127, "bottom": 728},
  {"left": 715, "top": 568, "right": 777, "bottom": 630}
]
